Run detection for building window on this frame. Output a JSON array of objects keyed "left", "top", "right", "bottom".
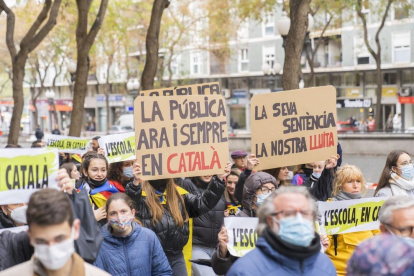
[
  {"left": 402, "top": 69, "right": 414, "bottom": 85},
  {"left": 229, "top": 105, "right": 246, "bottom": 130},
  {"left": 263, "top": 45, "right": 275, "bottom": 68},
  {"left": 239, "top": 48, "right": 249, "bottom": 72},
  {"left": 263, "top": 13, "right": 274, "bottom": 36},
  {"left": 393, "top": 31, "right": 410, "bottom": 63},
  {"left": 393, "top": 3, "right": 410, "bottom": 20},
  {"left": 171, "top": 55, "right": 180, "bottom": 76},
  {"left": 383, "top": 72, "right": 397, "bottom": 85},
  {"left": 355, "top": 36, "right": 370, "bottom": 65},
  {"left": 191, "top": 51, "right": 202, "bottom": 75}
]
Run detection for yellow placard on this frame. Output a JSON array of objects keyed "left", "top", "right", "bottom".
[
  {"left": 45, "top": 134, "right": 89, "bottom": 154},
  {"left": 224, "top": 217, "right": 259, "bottom": 257},
  {"left": 98, "top": 132, "right": 136, "bottom": 163},
  {"left": 0, "top": 148, "right": 59, "bottom": 204}
]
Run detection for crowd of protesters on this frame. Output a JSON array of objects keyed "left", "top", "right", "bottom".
[{"left": 1, "top": 134, "right": 414, "bottom": 276}]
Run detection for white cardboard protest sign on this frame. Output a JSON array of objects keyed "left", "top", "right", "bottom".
[
  {"left": 0, "top": 148, "right": 59, "bottom": 205},
  {"left": 318, "top": 197, "right": 387, "bottom": 235},
  {"left": 251, "top": 86, "right": 338, "bottom": 170},
  {"left": 44, "top": 134, "right": 89, "bottom": 154},
  {"left": 98, "top": 132, "right": 136, "bottom": 163},
  {"left": 134, "top": 94, "right": 229, "bottom": 180},
  {"left": 224, "top": 217, "right": 259, "bottom": 257}
]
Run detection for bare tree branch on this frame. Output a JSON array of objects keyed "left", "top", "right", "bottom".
[{"left": 0, "top": 0, "right": 17, "bottom": 58}]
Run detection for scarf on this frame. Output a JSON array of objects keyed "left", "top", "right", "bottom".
[
  {"left": 263, "top": 226, "right": 321, "bottom": 260},
  {"left": 389, "top": 172, "right": 414, "bottom": 196},
  {"left": 334, "top": 190, "right": 362, "bottom": 201}
]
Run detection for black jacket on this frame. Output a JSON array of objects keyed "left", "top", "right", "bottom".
[
  {"left": 51, "top": 129, "right": 61, "bottom": 135},
  {"left": 0, "top": 231, "right": 33, "bottom": 271},
  {"left": 179, "top": 177, "right": 226, "bottom": 248},
  {"left": 0, "top": 211, "right": 15, "bottom": 229},
  {"left": 125, "top": 178, "right": 225, "bottom": 257},
  {"left": 234, "top": 169, "right": 252, "bottom": 204}
]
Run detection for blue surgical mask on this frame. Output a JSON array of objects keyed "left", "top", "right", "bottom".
[
  {"left": 123, "top": 166, "right": 134, "bottom": 178},
  {"left": 275, "top": 214, "right": 315, "bottom": 247},
  {"left": 387, "top": 227, "right": 414, "bottom": 247},
  {"left": 312, "top": 172, "right": 322, "bottom": 179},
  {"left": 400, "top": 164, "right": 414, "bottom": 181},
  {"left": 256, "top": 193, "right": 271, "bottom": 207}
]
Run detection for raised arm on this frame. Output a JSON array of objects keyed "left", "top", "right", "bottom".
[{"left": 125, "top": 162, "right": 143, "bottom": 212}]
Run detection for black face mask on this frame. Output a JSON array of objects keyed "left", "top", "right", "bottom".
[
  {"left": 87, "top": 177, "right": 107, "bottom": 188},
  {"left": 303, "top": 167, "right": 313, "bottom": 176},
  {"left": 148, "top": 179, "right": 168, "bottom": 193}
]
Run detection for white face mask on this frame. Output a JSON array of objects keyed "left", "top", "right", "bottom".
[
  {"left": 9, "top": 205, "right": 28, "bottom": 224},
  {"left": 34, "top": 234, "right": 75, "bottom": 270}
]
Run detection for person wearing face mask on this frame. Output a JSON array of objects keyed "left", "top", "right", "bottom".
[
  {"left": 224, "top": 170, "right": 241, "bottom": 216},
  {"left": 378, "top": 196, "right": 414, "bottom": 245},
  {"left": 178, "top": 173, "right": 229, "bottom": 276},
  {"left": 375, "top": 150, "right": 414, "bottom": 197},
  {"left": 225, "top": 186, "right": 336, "bottom": 276},
  {"left": 125, "top": 161, "right": 231, "bottom": 276},
  {"left": 0, "top": 203, "right": 27, "bottom": 229},
  {"left": 77, "top": 153, "right": 120, "bottom": 225},
  {"left": 211, "top": 172, "right": 277, "bottom": 275},
  {"left": 291, "top": 163, "right": 313, "bottom": 186},
  {"left": 0, "top": 189, "right": 109, "bottom": 276},
  {"left": 94, "top": 193, "right": 172, "bottom": 275},
  {"left": 107, "top": 160, "right": 135, "bottom": 193},
  {"left": 325, "top": 165, "right": 380, "bottom": 276}
]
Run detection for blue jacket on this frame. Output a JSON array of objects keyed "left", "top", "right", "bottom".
[
  {"left": 226, "top": 237, "right": 337, "bottom": 276},
  {"left": 94, "top": 222, "right": 172, "bottom": 276}
]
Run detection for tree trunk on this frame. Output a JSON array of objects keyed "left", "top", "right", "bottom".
[
  {"left": 141, "top": 0, "right": 170, "bottom": 90},
  {"left": 375, "top": 60, "right": 382, "bottom": 131},
  {"left": 105, "top": 85, "right": 110, "bottom": 135},
  {"left": 282, "top": 0, "right": 310, "bottom": 91},
  {"left": 8, "top": 58, "right": 26, "bottom": 145},
  {"left": 31, "top": 87, "right": 39, "bottom": 127},
  {"left": 52, "top": 101, "right": 59, "bottom": 127},
  {"left": 69, "top": 54, "right": 89, "bottom": 137}
]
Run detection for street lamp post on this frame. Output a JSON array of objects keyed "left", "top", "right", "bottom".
[
  {"left": 127, "top": 78, "right": 140, "bottom": 98},
  {"left": 45, "top": 89, "right": 57, "bottom": 132},
  {"left": 67, "top": 61, "right": 77, "bottom": 97},
  {"left": 262, "top": 62, "right": 282, "bottom": 91}
]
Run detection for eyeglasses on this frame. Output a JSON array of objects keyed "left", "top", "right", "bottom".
[
  {"left": 386, "top": 224, "right": 414, "bottom": 237},
  {"left": 270, "top": 210, "right": 313, "bottom": 219},
  {"left": 258, "top": 186, "right": 276, "bottom": 195}
]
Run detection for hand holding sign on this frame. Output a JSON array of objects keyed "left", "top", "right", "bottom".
[
  {"left": 217, "top": 162, "right": 232, "bottom": 181},
  {"left": 325, "top": 154, "right": 339, "bottom": 169},
  {"left": 97, "top": 148, "right": 105, "bottom": 156},
  {"left": 246, "top": 154, "right": 260, "bottom": 171},
  {"left": 218, "top": 226, "right": 229, "bottom": 258},
  {"left": 132, "top": 162, "right": 142, "bottom": 186},
  {"left": 56, "top": 169, "right": 74, "bottom": 194}
]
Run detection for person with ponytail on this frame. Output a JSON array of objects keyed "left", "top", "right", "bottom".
[
  {"left": 77, "top": 153, "right": 122, "bottom": 225},
  {"left": 107, "top": 160, "right": 135, "bottom": 193},
  {"left": 94, "top": 193, "right": 172, "bottom": 276},
  {"left": 125, "top": 161, "right": 231, "bottom": 276},
  {"left": 375, "top": 150, "right": 414, "bottom": 197}
]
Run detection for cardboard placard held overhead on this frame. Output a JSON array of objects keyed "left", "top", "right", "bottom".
[
  {"left": 139, "top": 82, "right": 221, "bottom": 97},
  {"left": 134, "top": 95, "right": 229, "bottom": 180},
  {"left": 251, "top": 86, "right": 337, "bottom": 170}
]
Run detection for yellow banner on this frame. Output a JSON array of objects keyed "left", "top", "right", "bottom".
[
  {"left": 318, "top": 197, "right": 386, "bottom": 235},
  {"left": 99, "top": 132, "right": 136, "bottom": 163},
  {"left": 45, "top": 134, "right": 89, "bottom": 154},
  {"left": 0, "top": 148, "right": 59, "bottom": 204},
  {"left": 225, "top": 217, "right": 259, "bottom": 257}
]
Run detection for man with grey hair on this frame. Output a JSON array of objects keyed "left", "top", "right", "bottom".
[
  {"left": 379, "top": 196, "right": 414, "bottom": 242},
  {"left": 226, "top": 186, "right": 336, "bottom": 276}
]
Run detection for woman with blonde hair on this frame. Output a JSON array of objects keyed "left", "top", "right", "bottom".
[
  {"left": 324, "top": 165, "right": 379, "bottom": 276},
  {"left": 126, "top": 162, "right": 231, "bottom": 276}
]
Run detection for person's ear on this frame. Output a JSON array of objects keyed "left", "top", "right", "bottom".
[
  {"left": 379, "top": 224, "right": 388, "bottom": 234},
  {"left": 266, "top": 216, "right": 274, "bottom": 228},
  {"left": 131, "top": 209, "right": 136, "bottom": 217},
  {"left": 0, "top": 205, "right": 7, "bottom": 214},
  {"left": 72, "top": 219, "right": 81, "bottom": 240},
  {"left": 27, "top": 229, "right": 34, "bottom": 246},
  {"left": 82, "top": 169, "right": 88, "bottom": 177}
]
